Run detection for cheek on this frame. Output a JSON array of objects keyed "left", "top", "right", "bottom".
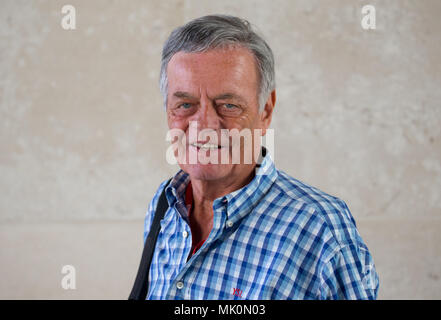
[
  {"left": 230, "top": 112, "right": 260, "bottom": 131},
  {"left": 167, "top": 113, "right": 188, "bottom": 131}
]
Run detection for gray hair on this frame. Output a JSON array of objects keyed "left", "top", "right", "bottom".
[{"left": 159, "top": 14, "right": 275, "bottom": 111}]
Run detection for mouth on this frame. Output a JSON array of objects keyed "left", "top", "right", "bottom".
[{"left": 189, "top": 142, "right": 225, "bottom": 151}]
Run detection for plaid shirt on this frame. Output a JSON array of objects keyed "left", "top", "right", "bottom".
[{"left": 144, "top": 152, "right": 379, "bottom": 300}]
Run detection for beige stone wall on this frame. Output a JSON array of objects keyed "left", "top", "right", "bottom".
[{"left": 1, "top": 0, "right": 440, "bottom": 299}]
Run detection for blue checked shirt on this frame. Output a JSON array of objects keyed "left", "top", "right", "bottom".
[{"left": 143, "top": 152, "right": 379, "bottom": 300}]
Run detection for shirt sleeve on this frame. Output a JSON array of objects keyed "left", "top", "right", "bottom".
[{"left": 319, "top": 242, "right": 380, "bottom": 299}]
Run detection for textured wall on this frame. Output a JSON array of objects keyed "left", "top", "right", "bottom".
[{"left": 1, "top": 0, "right": 440, "bottom": 299}]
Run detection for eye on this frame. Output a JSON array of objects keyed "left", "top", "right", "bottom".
[
  {"left": 179, "top": 103, "right": 192, "bottom": 109},
  {"left": 218, "top": 103, "right": 241, "bottom": 116},
  {"left": 171, "top": 102, "right": 196, "bottom": 116}
]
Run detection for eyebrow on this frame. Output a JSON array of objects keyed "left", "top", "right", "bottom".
[
  {"left": 213, "top": 93, "right": 246, "bottom": 103},
  {"left": 172, "top": 91, "right": 246, "bottom": 103},
  {"left": 172, "top": 91, "right": 197, "bottom": 100}
]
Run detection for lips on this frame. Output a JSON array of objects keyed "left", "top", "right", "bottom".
[{"left": 189, "top": 142, "right": 225, "bottom": 150}]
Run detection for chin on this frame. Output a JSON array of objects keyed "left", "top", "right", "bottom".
[{"left": 179, "top": 163, "right": 233, "bottom": 182}]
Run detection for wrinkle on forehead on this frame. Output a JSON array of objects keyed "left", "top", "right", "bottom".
[{"left": 166, "top": 47, "right": 259, "bottom": 101}]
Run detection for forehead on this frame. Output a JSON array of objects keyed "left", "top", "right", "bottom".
[{"left": 166, "top": 47, "right": 259, "bottom": 96}]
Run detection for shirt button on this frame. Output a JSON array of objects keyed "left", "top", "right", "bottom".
[
  {"left": 226, "top": 220, "right": 233, "bottom": 228},
  {"left": 176, "top": 281, "right": 184, "bottom": 290},
  {"left": 183, "top": 231, "right": 188, "bottom": 238}
]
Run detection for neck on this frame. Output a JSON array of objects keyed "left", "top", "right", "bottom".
[{"left": 190, "top": 164, "right": 256, "bottom": 205}]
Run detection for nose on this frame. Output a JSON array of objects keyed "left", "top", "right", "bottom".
[{"left": 193, "top": 96, "right": 220, "bottom": 130}]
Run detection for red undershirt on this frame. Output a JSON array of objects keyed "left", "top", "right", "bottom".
[{"left": 185, "top": 181, "right": 207, "bottom": 258}]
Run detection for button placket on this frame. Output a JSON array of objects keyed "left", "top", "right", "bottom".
[
  {"left": 184, "top": 265, "right": 199, "bottom": 299},
  {"left": 170, "top": 200, "right": 226, "bottom": 300}
]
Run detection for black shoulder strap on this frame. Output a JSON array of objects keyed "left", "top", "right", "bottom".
[{"left": 129, "top": 179, "right": 171, "bottom": 300}]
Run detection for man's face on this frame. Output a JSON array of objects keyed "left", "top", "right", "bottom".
[{"left": 166, "top": 46, "right": 273, "bottom": 182}]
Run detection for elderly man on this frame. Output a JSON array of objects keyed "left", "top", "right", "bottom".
[{"left": 130, "top": 14, "right": 379, "bottom": 300}]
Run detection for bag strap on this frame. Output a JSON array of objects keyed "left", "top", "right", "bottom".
[{"left": 129, "top": 179, "right": 171, "bottom": 300}]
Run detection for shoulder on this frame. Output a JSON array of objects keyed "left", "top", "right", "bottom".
[
  {"left": 143, "top": 178, "right": 171, "bottom": 242},
  {"left": 271, "top": 169, "right": 361, "bottom": 247},
  {"left": 258, "top": 169, "right": 379, "bottom": 298}
]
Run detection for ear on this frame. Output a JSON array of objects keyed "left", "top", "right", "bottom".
[{"left": 260, "top": 89, "right": 276, "bottom": 136}]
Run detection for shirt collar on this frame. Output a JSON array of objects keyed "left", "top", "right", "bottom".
[{"left": 165, "top": 147, "right": 278, "bottom": 223}]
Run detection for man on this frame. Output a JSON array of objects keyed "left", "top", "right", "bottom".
[{"left": 139, "top": 14, "right": 379, "bottom": 299}]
